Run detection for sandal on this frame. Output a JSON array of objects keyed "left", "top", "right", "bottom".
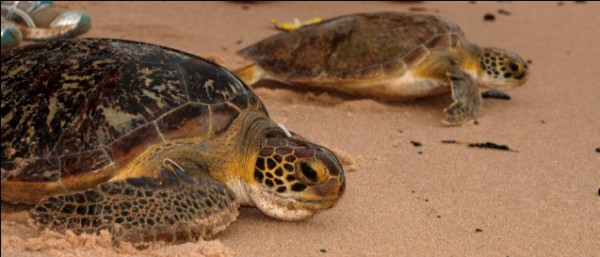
[
  {"left": 1, "top": 1, "right": 91, "bottom": 41},
  {"left": 1, "top": 16, "right": 22, "bottom": 49}
]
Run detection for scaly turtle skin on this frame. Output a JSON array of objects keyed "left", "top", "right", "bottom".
[
  {"left": 1, "top": 38, "right": 345, "bottom": 246},
  {"left": 236, "top": 12, "right": 529, "bottom": 125}
]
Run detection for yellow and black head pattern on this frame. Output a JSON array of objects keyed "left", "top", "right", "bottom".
[
  {"left": 250, "top": 134, "right": 345, "bottom": 220},
  {"left": 479, "top": 47, "right": 529, "bottom": 89}
]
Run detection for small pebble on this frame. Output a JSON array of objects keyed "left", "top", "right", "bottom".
[
  {"left": 437, "top": 215, "right": 442, "bottom": 219},
  {"left": 411, "top": 190, "right": 416, "bottom": 193},
  {"left": 424, "top": 199, "right": 429, "bottom": 202},
  {"left": 527, "top": 59, "right": 533, "bottom": 64},
  {"left": 410, "top": 141, "right": 422, "bottom": 147},
  {"left": 540, "top": 120, "right": 546, "bottom": 124},
  {"left": 409, "top": 7, "right": 427, "bottom": 12},
  {"left": 417, "top": 151, "right": 423, "bottom": 155},
  {"left": 320, "top": 249, "right": 327, "bottom": 253},
  {"left": 475, "top": 228, "right": 483, "bottom": 233},
  {"left": 498, "top": 9, "right": 511, "bottom": 15},
  {"left": 484, "top": 13, "right": 496, "bottom": 21},
  {"left": 235, "top": 39, "right": 243, "bottom": 44},
  {"left": 596, "top": 147, "right": 600, "bottom": 153}
]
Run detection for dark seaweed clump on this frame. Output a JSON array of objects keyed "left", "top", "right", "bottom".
[
  {"left": 442, "top": 140, "right": 517, "bottom": 152},
  {"left": 482, "top": 90, "right": 511, "bottom": 100}
]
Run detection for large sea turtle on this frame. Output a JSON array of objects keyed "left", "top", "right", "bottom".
[
  {"left": 236, "top": 12, "right": 529, "bottom": 125},
  {"left": 1, "top": 38, "right": 345, "bottom": 245}
]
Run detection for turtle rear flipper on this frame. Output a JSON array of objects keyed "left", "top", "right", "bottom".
[
  {"left": 442, "top": 71, "right": 481, "bottom": 125},
  {"left": 234, "top": 63, "right": 266, "bottom": 87},
  {"left": 31, "top": 159, "right": 239, "bottom": 246}
]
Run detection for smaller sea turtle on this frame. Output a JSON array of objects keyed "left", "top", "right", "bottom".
[
  {"left": 236, "top": 12, "right": 529, "bottom": 125},
  {"left": 1, "top": 38, "right": 345, "bottom": 246}
]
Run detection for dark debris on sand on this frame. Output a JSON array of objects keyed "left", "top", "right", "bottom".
[
  {"left": 498, "top": 9, "right": 511, "bottom": 15},
  {"left": 482, "top": 90, "right": 511, "bottom": 100},
  {"left": 484, "top": 13, "right": 496, "bottom": 21},
  {"left": 410, "top": 141, "right": 423, "bottom": 147},
  {"left": 408, "top": 6, "right": 440, "bottom": 13},
  {"left": 442, "top": 140, "right": 517, "bottom": 152}
]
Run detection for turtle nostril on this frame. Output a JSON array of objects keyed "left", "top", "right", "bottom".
[
  {"left": 338, "top": 179, "right": 345, "bottom": 194},
  {"left": 300, "top": 162, "right": 318, "bottom": 181}
]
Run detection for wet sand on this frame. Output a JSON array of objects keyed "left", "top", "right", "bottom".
[{"left": 2, "top": 2, "right": 599, "bottom": 257}]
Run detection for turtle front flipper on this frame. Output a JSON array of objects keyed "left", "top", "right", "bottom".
[
  {"left": 31, "top": 159, "right": 239, "bottom": 246},
  {"left": 442, "top": 70, "right": 481, "bottom": 126}
]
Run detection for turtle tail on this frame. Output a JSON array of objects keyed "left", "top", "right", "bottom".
[{"left": 30, "top": 159, "right": 239, "bottom": 247}]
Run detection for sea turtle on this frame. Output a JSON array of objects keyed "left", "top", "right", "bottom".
[
  {"left": 236, "top": 12, "right": 529, "bottom": 125},
  {"left": 1, "top": 38, "right": 345, "bottom": 245}
]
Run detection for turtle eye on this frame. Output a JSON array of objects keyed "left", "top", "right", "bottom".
[
  {"left": 295, "top": 160, "right": 327, "bottom": 186},
  {"left": 300, "top": 162, "right": 318, "bottom": 182},
  {"left": 508, "top": 61, "right": 519, "bottom": 72}
]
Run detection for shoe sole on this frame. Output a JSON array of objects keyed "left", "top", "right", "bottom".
[
  {"left": 1, "top": 27, "right": 23, "bottom": 49},
  {"left": 21, "top": 14, "right": 91, "bottom": 41}
]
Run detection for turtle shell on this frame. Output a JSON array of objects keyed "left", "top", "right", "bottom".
[
  {"left": 1, "top": 38, "right": 266, "bottom": 201},
  {"left": 239, "top": 12, "right": 464, "bottom": 81}
]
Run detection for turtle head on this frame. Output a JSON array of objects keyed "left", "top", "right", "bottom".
[
  {"left": 478, "top": 47, "right": 529, "bottom": 89},
  {"left": 248, "top": 131, "right": 345, "bottom": 221}
]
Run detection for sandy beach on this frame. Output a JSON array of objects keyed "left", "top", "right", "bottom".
[{"left": 2, "top": 2, "right": 599, "bottom": 257}]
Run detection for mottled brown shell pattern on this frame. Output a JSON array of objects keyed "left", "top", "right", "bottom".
[
  {"left": 239, "top": 12, "right": 463, "bottom": 81},
  {"left": 1, "top": 38, "right": 266, "bottom": 184}
]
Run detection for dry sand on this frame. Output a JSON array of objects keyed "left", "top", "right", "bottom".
[{"left": 2, "top": 2, "right": 599, "bottom": 257}]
